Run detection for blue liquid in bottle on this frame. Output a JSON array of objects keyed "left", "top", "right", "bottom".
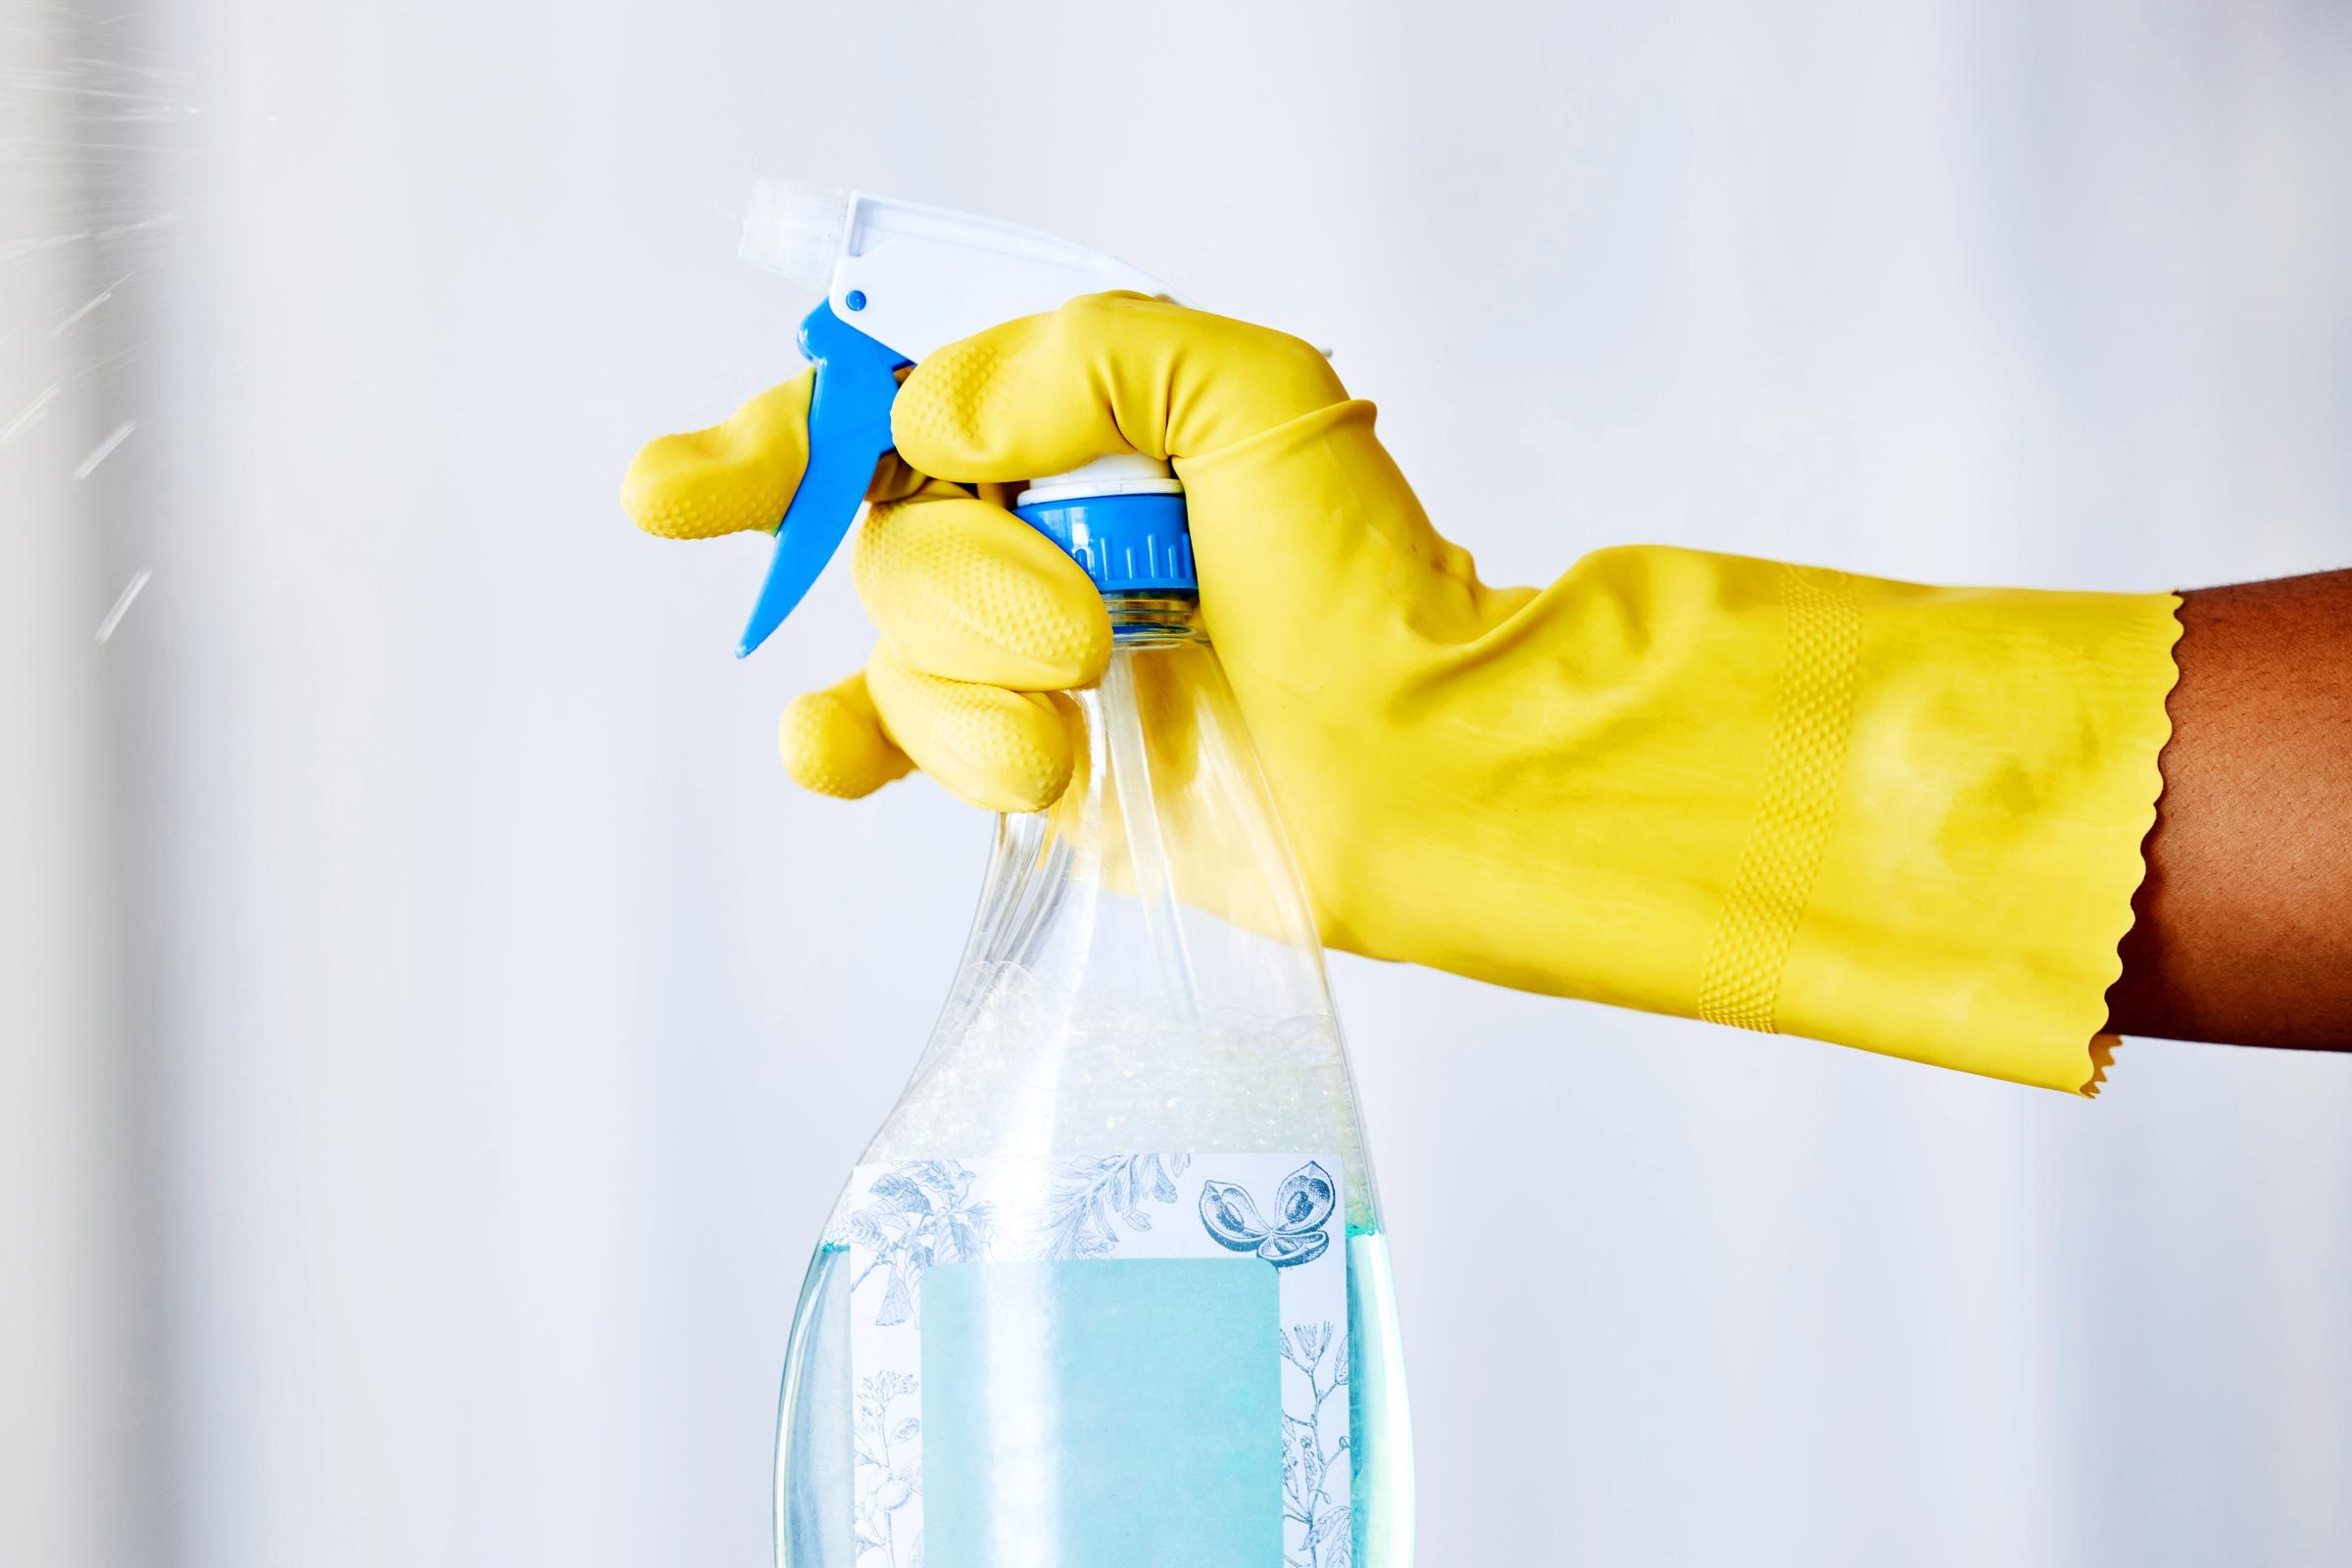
[{"left": 772, "top": 600, "right": 1412, "bottom": 1566}]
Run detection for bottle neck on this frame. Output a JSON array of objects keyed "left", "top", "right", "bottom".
[{"left": 1104, "top": 590, "right": 1203, "bottom": 645}]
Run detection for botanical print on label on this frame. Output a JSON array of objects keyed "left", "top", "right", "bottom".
[{"left": 834, "top": 1152, "right": 1350, "bottom": 1567}]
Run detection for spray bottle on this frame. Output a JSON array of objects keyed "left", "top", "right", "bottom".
[{"left": 718, "top": 183, "right": 1411, "bottom": 1568}]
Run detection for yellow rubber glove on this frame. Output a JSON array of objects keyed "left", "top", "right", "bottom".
[{"left": 624, "top": 294, "right": 2182, "bottom": 1095}]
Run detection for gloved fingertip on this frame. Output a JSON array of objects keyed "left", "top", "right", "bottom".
[
  {"left": 890, "top": 331, "right": 1016, "bottom": 476},
  {"left": 854, "top": 496, "right": 1113, "bottom": 690},
  {"left": 1060, "top": 607, "right": 1114, "bottom": 689},
  {"left": 865, "top": 653, "right": 1079, "bottom": 812},
  {"left": 621, "top": 373, "right": 814, "bottom": 542},
  {"left": 925, "top": 699, "right": 1075, "bottom": 813},
  {"left": 779, "top": 681, "right": 912, "bottom": 799},
  {"left": 950, "top": 735, "right": 1073, "bottom": 814},
  {"left": 619, "top": 433, "right": 705, "bottom": 538}
]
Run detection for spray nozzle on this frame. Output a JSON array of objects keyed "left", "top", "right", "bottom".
[{"left": 739, "top": 181, "right": 850, "bottom": 292}]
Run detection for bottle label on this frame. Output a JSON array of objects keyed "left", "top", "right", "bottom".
[{"left": 833, "top": 1152, "right": 1351, "bottom": 1567}]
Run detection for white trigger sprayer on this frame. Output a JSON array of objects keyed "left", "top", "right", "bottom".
[{"left": 731, "top": 183, "right": 1192, "bottom": 658}]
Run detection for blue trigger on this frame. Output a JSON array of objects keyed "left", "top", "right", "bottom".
[{"left": 736, "top": 300, "right": 910, "bottom": 659}]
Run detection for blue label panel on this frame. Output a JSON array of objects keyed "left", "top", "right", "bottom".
[{"left": 920, "top": 1258, "right": 1280, "bottom": 1567}]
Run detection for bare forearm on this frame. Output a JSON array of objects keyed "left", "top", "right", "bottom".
[{"left": 2105, "top": 569, "right": 2352, "bottom": 1051}]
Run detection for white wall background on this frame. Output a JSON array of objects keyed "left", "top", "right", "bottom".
[{"left": 9, "top": 1, "right": 2351, "bottom": 1564}]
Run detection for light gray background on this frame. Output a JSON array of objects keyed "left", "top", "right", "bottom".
[{"left": 8, "top": 2, "right": 2351, "bottom": 1564}]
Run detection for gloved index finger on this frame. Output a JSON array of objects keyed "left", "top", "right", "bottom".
[
  {"left": 890, "top": 293, "right": 1348, "bottom": 486},
  {"left": 623, "top": 371, "right": 816, "bottom": 542},
  {"left": 622, "top": 369, "right": 937, "bottom": 543}
]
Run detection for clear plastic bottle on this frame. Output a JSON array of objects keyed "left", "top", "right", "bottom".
[{"left": 772, "top": 592, "right": 1412, "bottom": 1568}]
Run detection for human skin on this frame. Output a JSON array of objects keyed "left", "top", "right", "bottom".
[{"left": 2107, "top": 569, "right": 2352, "bottom": 1052}]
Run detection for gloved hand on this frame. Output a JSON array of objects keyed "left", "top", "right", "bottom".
[{"left": 624, "top": 294, "right": 2181, "bottom": 1094}]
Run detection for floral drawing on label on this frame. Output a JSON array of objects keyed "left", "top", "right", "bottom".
[
  {"left": 1199, "top": 1158, "right": 1336, "bottom": 1267},
  {"left": 1281, "top": 1321, "right": 1351, "bottom": 1568},
  {"left": 1036, "top": 1152, "right": 1193, "bottom": 1259},
  {"left": 844, "top": 1160, "right": 993, "bottom": 1328}
]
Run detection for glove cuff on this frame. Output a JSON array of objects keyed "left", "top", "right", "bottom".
[{"left": 1749, "top": 568, "right": 2181, "bottom": 1093}]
